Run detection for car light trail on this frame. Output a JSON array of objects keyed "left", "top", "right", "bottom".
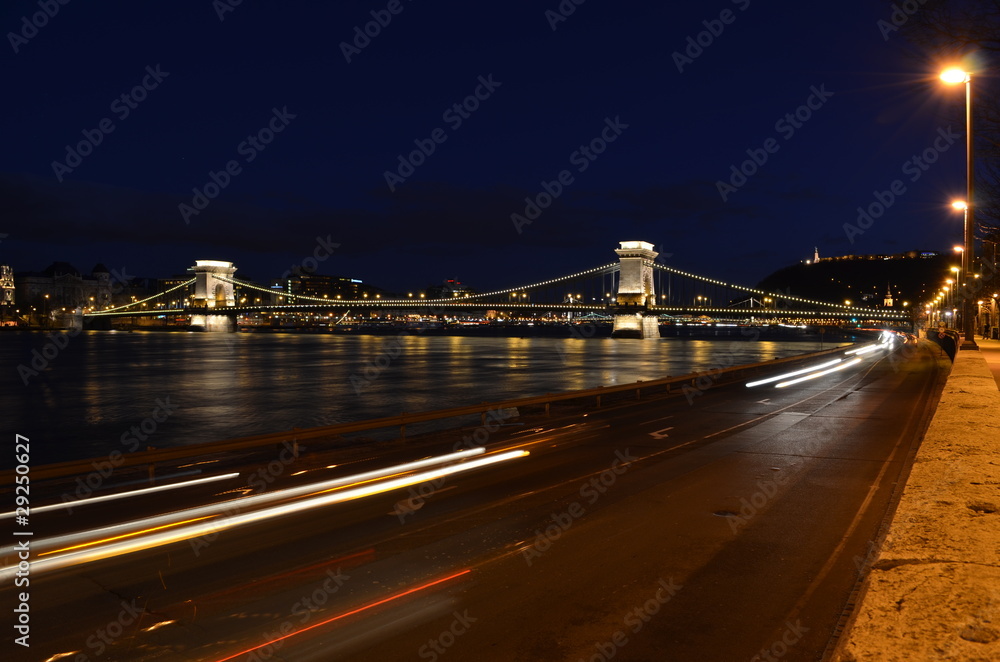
[
  {"left": 212, "top": 569, "right": 472, "bottom": 662},
  {"left": 845, "top": 344, "right": 882, "bottom": 356},
  {"left": 0, "top": 447, "right": 488, "bottom": 560},
  {"left": 0, "top": 473, "right": 240, "bottom": 519},
  {"left": 0, "top": 450, "right": 529, "bottom": 578},
  {"left": 39, "top": 515, "right": 216, "bottom": 556},
  {"left": 775, "top": 357, "right": 863, "bottom": 388},
  {"left": 745, "top": 358, "right": 843, "bottom": 388}
]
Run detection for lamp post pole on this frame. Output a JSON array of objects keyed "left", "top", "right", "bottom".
[
  {"left": 963, "top": 73, "right": 976, "bottom": 346},
  {"left": 942, "top": 67, "right": 978, "bottom": 348}
]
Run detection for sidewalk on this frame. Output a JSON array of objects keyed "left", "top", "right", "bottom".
[
  {"left": 976, "top": 336, "right": 1000, "bottom": 391},
  {"left": 834, "top": 342, "right": 1000, "bottom": 660}
]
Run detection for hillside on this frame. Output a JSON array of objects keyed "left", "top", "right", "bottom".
[{"left": 756, "top": 252, "right": 955, "bottom": 310}]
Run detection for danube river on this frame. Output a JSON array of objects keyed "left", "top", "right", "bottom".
[{"left": 2, "top": 330, "right": 849, "bottom": 466}]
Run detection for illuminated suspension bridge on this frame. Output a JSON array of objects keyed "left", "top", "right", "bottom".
[{"left": 83, "top": 242, "right": 910, "bottom": 335}]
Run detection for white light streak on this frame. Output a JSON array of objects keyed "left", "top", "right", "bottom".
[
  {"left": 775, "top": 358, "right": 863, "bottom": 388},
  {"left": 2, "top": 449, "right": 527, "bottom": 578},
  {"left": 0, "top": 473, "right": 240, "bottom": 518},
  {"left": 745, "top": 358, "right": 844, "bottom": 388}
]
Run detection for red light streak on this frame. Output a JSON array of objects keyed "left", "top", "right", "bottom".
[{"left": 212, "top": 568, "right": 472, "bottom": 662}]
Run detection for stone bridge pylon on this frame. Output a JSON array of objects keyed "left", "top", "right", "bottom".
[{"left": 611, "top": 241, "right": 660, "bottom": 339}]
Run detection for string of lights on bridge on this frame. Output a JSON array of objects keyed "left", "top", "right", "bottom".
[
  {"left": 86, "top": 278, "right": 195, "bottom": 316},
  {"left": 649, "top": 263, "right": 907, "bottom": 317},
  {"left": 84, "top": 262, "right": 907, "bottom": 321}
]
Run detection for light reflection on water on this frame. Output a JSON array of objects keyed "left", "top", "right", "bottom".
[{"left": 1, "top": 331, "right": 847, "bottom": 465}]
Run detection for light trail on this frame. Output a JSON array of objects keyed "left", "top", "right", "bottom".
[
  {"left": 0, "top": 473, "right": 240, "bottom": 518},
  {"left": 211, "top": 569, "right": 472, "bottom": 662},
  {"left": 775, "top": 357, "right": 863, "bottom": 388},
  {"left": 745, "top": 358, "right": 844, "bottom": 388},
  {"left": 0, "top": 447, "right": 487, "bottom": 559},
  {"left": 0, "top": 450, "right": 529, "bottom": 578}
]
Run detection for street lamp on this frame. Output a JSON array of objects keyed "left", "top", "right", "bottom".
[{"left": 941, "top": 67, "right": 976, "bottom": 346}]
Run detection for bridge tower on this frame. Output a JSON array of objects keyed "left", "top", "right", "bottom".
[
  {"left": 611, "top": 241, "right": 660, "bottom": 339},
  {"left": 188, "top": 260, "right": 237, "bottom": 332}
]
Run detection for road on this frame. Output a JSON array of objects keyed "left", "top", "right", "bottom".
[{"left": 2, "top": 337, "right": 949, "bottom": 661}]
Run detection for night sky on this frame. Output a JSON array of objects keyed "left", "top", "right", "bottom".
[{"left": 1, "top": 1, "right": 975, "bottom": 293}]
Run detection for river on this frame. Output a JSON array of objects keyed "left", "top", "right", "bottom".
[{"left": 1, "top": 330, "right": 851, "bottom": 466}]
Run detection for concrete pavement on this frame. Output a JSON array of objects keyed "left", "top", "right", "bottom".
[
  {"left": 834, "top": 343, "right": 1000, "bottom": 661},
  {"left": 976, "top": 336, "right": 1000, "bottom": 390}
]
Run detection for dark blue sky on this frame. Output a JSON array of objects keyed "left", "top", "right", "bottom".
[{"left": 0, "top": 0, "right": 974, "bottom": 292}]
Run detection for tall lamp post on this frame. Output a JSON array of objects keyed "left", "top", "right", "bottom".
[{"left": 941, "top": 67, "right": 977, "bottom": 348}]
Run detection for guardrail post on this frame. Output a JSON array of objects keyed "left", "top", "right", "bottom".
[
  {"left": 400, "top": 424, "right": 406, "bottom": 440},
  {"left": 636, "top": 388, "right": 641, "bottom": 400},
  {"left": 544, "top": 402, "right": 550, "bottom": 417},
  {"left": 147, "top": 446, "right": 155, "bottom": 483},
  {"left": 596, "top": 395, "right": 601, "bottom": 407}
]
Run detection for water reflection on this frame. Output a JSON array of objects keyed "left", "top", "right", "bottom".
[{"left": 0, "top": 331, "right": 845, "bottom": 465}]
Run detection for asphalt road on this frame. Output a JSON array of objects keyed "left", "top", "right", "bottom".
[{"left": 2, "top": 338, "right": 950, "bottom": 662}]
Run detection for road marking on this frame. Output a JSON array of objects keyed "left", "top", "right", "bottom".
[
  {"left": 757, "top": 399, "right": 771, "bottom": 404},
  {"left": 641, "top": 415, "right": 675, "bottom": 425},
  {"left": 649, "top": 427, "right": 674, "bottom": 439}
]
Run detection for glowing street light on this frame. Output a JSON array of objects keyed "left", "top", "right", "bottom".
[
  {"left": 940, "top": 68, "right": 969, "bottom": 85},
  {"left": 941, "top": 67, "right": 976, "bottom": 346}
]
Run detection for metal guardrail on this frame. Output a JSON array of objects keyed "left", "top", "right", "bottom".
[
  {"left": 2, "top": 343, "right": 856, "bottom": 484},
  {"left": 925, "top": 327, "right": 962, "bottom": 361}
]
